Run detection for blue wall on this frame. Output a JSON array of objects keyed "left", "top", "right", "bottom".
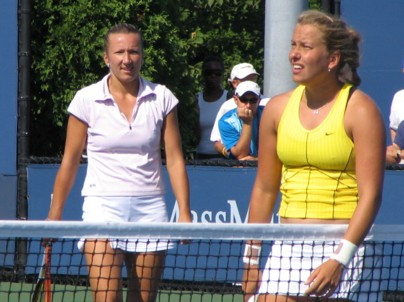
[
  {"left": 342, "top": 1, "right": 404, "bottom": 143},
  {"left": 0, "top": 1, "right": 18, "bottom": 173},
  {"left": 25, "top": 164, "right": 404, "bottom": 283},
  {"left": 27, "top": 164, "right": 404, "bottom": 225},
  {"left": 27, "top": 165, "right": 253, "bottom": 223},
  {"left": 0, "top": 0, "right": 18, "bottom": 219}
]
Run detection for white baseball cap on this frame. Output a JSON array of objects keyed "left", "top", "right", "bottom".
[
  {"left": 235, "top": 81, "right": 261, "bottom": 97},
  {"left": 229, "top": 63, "right": 259, "bottom": 81}
]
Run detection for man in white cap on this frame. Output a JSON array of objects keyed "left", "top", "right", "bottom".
[
  {"left": 229, "top": 63, "right": 259, "bottom": 89},
  {"left": 210, "top": 63, "right": 269, "bottom": 158},
  {"left": 218, "top": 81, "right": 265, "bottom": 160}
]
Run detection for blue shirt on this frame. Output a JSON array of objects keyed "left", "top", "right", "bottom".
[{"left": 218, "top": 106, "right": 265, "bottom": 157}]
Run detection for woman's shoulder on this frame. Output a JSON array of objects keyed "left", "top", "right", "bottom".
[
  {"left": 269, "top": 89, "right": 294, "bottom": 102},
  {"left": 139, "top": 77, "right": 174, "bottom": 98},
  {"left": 75, "top": 74, "right": 109, "bottom": 98},
  {"left": 346, "top": 88, "right": 382, "bottom": 122},
  {"left": 140, "top": 77, "right": 162, "bottom": 91},
  {"left": 264, "top": 89, "right": 295, "bottom": 112},
  {"left": 259, "top": 89, "right": 297, "bottom": 129},
  {"left": 348, "top": 88, "right": 377, "bottom": 108}
]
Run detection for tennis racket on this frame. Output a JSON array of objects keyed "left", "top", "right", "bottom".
[{"left": 31, "top": 243, "right": 52, "bottom": 302}]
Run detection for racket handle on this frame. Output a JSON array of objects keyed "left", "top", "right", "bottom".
[{"left": 44, "top": 245, "right": 52, "bottom": 302}]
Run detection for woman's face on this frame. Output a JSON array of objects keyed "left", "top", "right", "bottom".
[
  {"left": 289, "top": 24, "right": 332, "bottom": 86},
  {"left": 104, "top": 32, "right": 143, "bottom": 84}
]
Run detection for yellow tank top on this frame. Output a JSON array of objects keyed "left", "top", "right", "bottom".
[{"left": 277, "top": 84, "right": 357, "bottom": 219}]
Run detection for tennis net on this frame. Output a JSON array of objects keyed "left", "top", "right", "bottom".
[{"left": 0, "top": 221, "right": 403, "bottom": 302}]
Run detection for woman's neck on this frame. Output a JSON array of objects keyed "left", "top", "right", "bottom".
[
  {"left": 304, "top": 81, "right": 343, "bottom": 107},
  {"left": 108, "top": 74, "right": 139, "bottom": 97}
]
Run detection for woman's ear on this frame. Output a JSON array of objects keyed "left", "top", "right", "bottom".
[
  {"left": 104, "top": 52, "right": 109, "bottom": 68},
  {"left": 328, "top": 51, "right": 341, "bottom": 70}
]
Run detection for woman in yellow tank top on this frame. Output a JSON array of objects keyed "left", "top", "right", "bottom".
[{"left": 243, "top": 10, "right": 386, "bottom": 302}]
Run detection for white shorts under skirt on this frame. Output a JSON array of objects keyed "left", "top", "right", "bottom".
[
  {"left": 78, "top": 195, "right": 174, "bottom": 253},
  {"left": 258, "top": 240, "right": 383, "bottom": 301}
]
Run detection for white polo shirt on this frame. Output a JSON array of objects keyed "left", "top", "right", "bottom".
[{"left": 68, "top": 75, "right": 178, "bottom": 197}]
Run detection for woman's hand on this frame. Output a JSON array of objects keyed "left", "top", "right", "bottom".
[
  {"left": 304, "top": 259, "right": 344, "bottom": 297},
  {"left": 242, "top": 263, "right": 261, "bottom": 302},
  {"left": 386, "top": 144, "right": 401, "bottom": 164}
]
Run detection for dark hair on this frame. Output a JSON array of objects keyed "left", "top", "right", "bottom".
[
  {"left": 202, "top": 55, "right": 224, "bottom": 72},
  {"left": 104, "top": 23, "right": 143, "bottom": 53},
  {"left": 297, "top": 10, "right": 362, "bottom": 86}
]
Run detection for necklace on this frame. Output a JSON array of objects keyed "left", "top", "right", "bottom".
[
  {"left": 305, "top": 87, "right": 340, "bottom": 115},
  {"left": 310, "top": 100, "right": 332, "bottom": 115}
]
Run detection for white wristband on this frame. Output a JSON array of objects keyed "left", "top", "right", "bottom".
[
  {"left": 243, "top": 244, "right": 261, "bottom": 265},
  {"left": 330, "top": 239, "right": 358, "bottom": 267}
]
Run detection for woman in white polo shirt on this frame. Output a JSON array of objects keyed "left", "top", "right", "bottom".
[{"left": 46, "top": 23, "right": 191, "bottom": 302}]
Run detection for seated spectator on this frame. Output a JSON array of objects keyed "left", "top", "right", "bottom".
[
  {"left": 387, "top": 120, "right": 404, "bottom": 164},
  {"left": 389, "top": 89, "right": 404, "bottom": 142},
  {"left": 219, "top": 81, "right": 265, "bottom": 160},
  {"left": 386, "top": 86, "right": 404, "bottom": 164},
  {"left": 195, "top": 55, "right": 228, "bottom": 159},
  {"left": 210, "top": 63, "right": 269, "bottom": 157}
]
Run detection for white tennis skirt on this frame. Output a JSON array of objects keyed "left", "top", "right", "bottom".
[
  {"left": 258, "top": 240, "right": 383, "bottom": 301},
  {"left": 78, "top": 195, "right": 174, "bottom": 253}
]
